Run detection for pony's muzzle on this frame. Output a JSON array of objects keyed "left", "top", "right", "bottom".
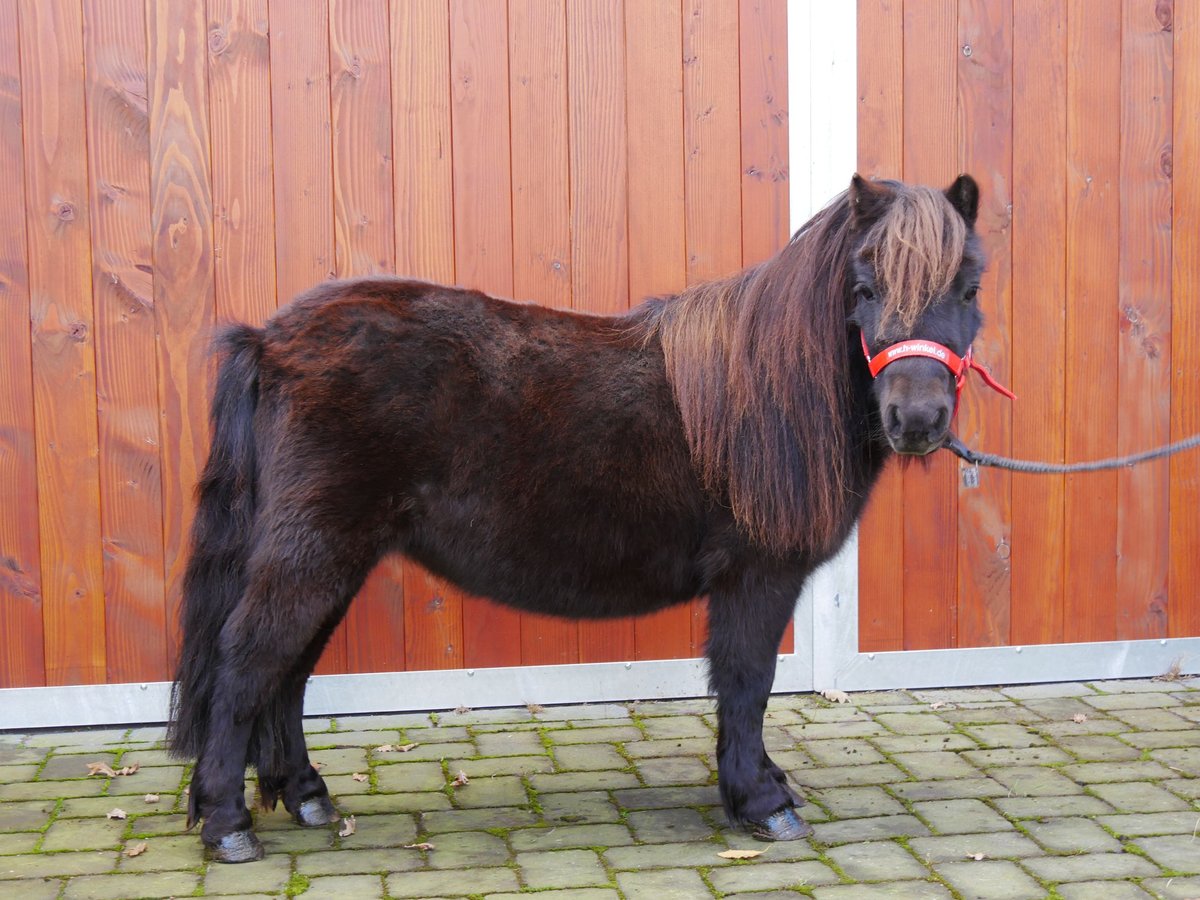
[{"left": 879, "top": 361, "right": 954, "bottom": 455}]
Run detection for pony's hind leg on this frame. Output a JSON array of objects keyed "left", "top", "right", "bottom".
[
  {"left": 193, "top": 522, "right": 376, "bottom": 863},
  {"left": 707, "top": 564, "right": 813, "bottom": 842}
]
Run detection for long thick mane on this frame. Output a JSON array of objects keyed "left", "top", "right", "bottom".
[{"left": 641, "top": 184, "right": 966, "bottom": 557}]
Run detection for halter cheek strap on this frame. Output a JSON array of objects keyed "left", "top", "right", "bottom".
[{"left": 860, "top": 331, "right": 1016, "bottom": 413}]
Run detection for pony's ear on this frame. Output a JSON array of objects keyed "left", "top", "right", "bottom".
[
  {"left": 849, "top": 174, "right": 894, "bottom": 224},
  {"left": 944, "top": 174, "right": 979, "bottom": 228}
]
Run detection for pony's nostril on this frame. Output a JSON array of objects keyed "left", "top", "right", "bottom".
[
  {"left": 932, "top": 406, "right": 948, "bottom": 435},
  {"left": 886, "top": 405, "right": 902, "bottom": 435}
]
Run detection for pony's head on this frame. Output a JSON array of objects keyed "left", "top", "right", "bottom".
[{"left": 847, "top": 174, "right": 985, "bottom": 455}]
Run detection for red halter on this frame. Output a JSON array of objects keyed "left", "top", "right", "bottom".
[{"left": 860, "top": 332, "right": 1016, "bottom": 413}]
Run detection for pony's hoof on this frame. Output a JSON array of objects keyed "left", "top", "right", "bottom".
[
  {"left": 294, "top": 795, "right": 338, "bottom": 827},
  {"left": 206, "top": 829, "right": 265, "bottom": 863},
  {"left": 749, "top": 808, "right": 814, "bottom": 842}
]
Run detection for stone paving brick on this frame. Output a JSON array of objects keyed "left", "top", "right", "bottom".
[
  {"left": 0, "top": 799, "right": 54, "bottom": 832},
  {"left": 960, "top": 746, "right": 1070, "bottom": 767},
  {"left": 1037, "top": 717, "right": 1125, "bottom": 738},
  {"left": 640, "top": 716, "right": 713, "bottom": 740},
  {"left": 611, "top": 784, "right": 720, "bottom": 810},
  {"left": 809, "top": 814, "right": 930, "bottom": 844},
  {"left": 1088, "top": 781, "right": 1191, "bottom": 812},
  {"left": 892, "top": 750, "right": 984, "bottom": 781},
  {"left": 623, "top": 737, "right": 712, "bottom": 759},
  {"left": 450, "top": 774, "right": 531, "bottom": 807},
  {"left": 1061, "top": 760, "right": 1176, "bottom": 783},
  {"left": 939, "top": 706, "right": 1045, "bottom": 726},
  {"left": 804, "top": 739, "right": 887, "bottom": 766},
  {"left": 0, "top": 779, "right": 109, "bottom": 801},
  {"left": 424, "top": 830, "right": 510, "bottom": 869},
  {"left": 368, "top": 741, "right": 474, "bottom": 764},
  {"left": 788, "top": 721, "right": 887, "bottom": 740},
  {"left": 1122, "top": 729, "right": 1200, "bottom": 749},
  {"left": 706, "top": 860, "right": 839, "bottom": 893},
  {"left": 888, "top": 777, "right": 1008, "bottom": 802},
  {"left": 1163, "top": 777, "right": 1200, "bottom": 799},
  {"left": 421, "top": 806, "right": 537, "bottom": 833},
  {"left": 338, "top": 713, "right": 434, "bottom": 730},
  {"left": 1023, "top": 816, "right": 1122, "bottom": 853},
  {"left": 914, "top": 688, "right": 1010, "bottom": 704},
  {"left": 114, "top": 834, "right": 206, "bottom": 872},
  {"left": 0, "top": 851, "right": 117, "bottom": 881},
  {"left": 1134, "top": 835, "right": 1200, "bottom": 873},
  {"left": 1057, "top": 734, "right": 1144, "bottom": 761},
  {"left": 0, "top": 832, "right": 40, "bottom": 855},
  {"left": 25, "top": 729, "right": 130, "bottom": 749},
  {"left": 826, "top": 840, "right": 930, "bottom": 880},
  {"left": 518, "top": 848, "right": 609, "bottom": 888},
  {"left": 309, "top": 747, "right": 368, "bottom": 774},
  {"left": 337, "top": 790, "right": 452, "bottom": 815},
  {"left": 489, "top": 891, "right": 619, "bottom": 900},
  {"left": 1151, "top": 747, "right": 1200, "bottom": 777},
  {"left": 635, "top": 756, "right": 712, "bottom": 786},
  {"left": 40, "top": 817, "right": 125, "bottom": 852},
  {"left": 605, "top": 841, "right": 748, "bottom": 870},
  {"left": 616, "top": 867, "right": 712, "bottom": 899},
  {"left": 1099, "top": 811, "right": 1200, "bottom": 836},
  {"left": 540, "top": 789, "right": 623, "bottom": 823},
  {"left": 911, "top": 799, "right": 1013, "bottom": 835},
  {"left": 812, "top": 786, "right": 907, "bottom": 819},
  {"left": 627, "top": 807, "right": 716, "bottom": 843},
  {"left": 529, "top": 771, "right": 639, "bottom": 793},
  {"left": 812, "top": 883, "right": 954, "bottom": 900},
  {"left": 990, "top": 795, "right": 1115, "bottom": 819},
  {"left": 510, "top": 822, "right": 634, "bottom": 851},
  {"left": 801, "top": 707, "right": 877, "bottom": 724},
  {"left": 792, "top": 762, "right": 907, "bottom": 789},
  {"left": 987, "top": 765, "right": 1087, "bottom": 795},
  {"left": 202, "top": 854, "right": 292, "bottom": 894},
  {"left": 61, "top": 870, "right": 199, "bottom": 899},
  {"left": 937, "top": 859, "right": 1045, "bottom": 900},
  {"left": 961, "top": 724, "right": 1046, "bottom": 749},
  {"left": 1084, "top": 692, "right": 1182, "bottom": 710},
  {"left": 547, "top": 725, "right": 642, "bottom": 745},
  {"left": 0, "top": 878, "right": 62, "bottom": 900},
  {"left": 1056, "top": 882, "right": 1154, "bottom": 900},
  {"left": 387, "top": 867, "right": 519, "bottom": 898},
  {"left": 1001, "top": 682, "right": 1096, "bottom": 699},
  {"left": 634, "top": 699, "right": 716, "bottom": 716},
  {"left": 908, "top": 831, "right": 1043, "bottom": 863},
  {"left": 340, "top": 813, "right": 419, "bottom": 848},
  {"left": 1021, "top": 850, "right": 1161, "bottom": 882},
  {"left": 1143, "top": 876, "right": 1200, "bottom": 899},
  {"left": 553, "top": 744, "right": 628, "bottom": 771},
  {"left": 870, "top": 733, "right": 977, "bottom": 754},
  {"left": 302, "top": 874, "right": 386, "bottom": 900},
  {"left": 295, "top": 847, "right": 423, "bottom": 876},
  {"left": 401, "top": 725, "right": 471, "bottom": 743},
  {"left": 455, "top": 754, "right": 554, "bottom": 777},
  {"left": 1021, "top": 697, "right": 1102, "bottom": 721},
  {"left": 474, "top": 730, "right": 545, "bottom": 757},
  {"left": 1111, "top": 708, "right": 1195, "bottom": 731}
]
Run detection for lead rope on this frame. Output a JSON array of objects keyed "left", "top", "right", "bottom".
[{"left": 942, "top": 432, "right": 1200, "bottom": 474}]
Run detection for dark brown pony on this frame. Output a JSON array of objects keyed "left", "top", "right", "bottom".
[{"left": 169, "top": 174, "right": 985, "bottom": 862}]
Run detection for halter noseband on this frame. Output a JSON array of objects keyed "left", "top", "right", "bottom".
[{"left": 860, "top": 332, "right": 1016, "bottom": 412}]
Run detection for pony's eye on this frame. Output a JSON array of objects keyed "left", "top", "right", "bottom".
[
  {"left": 855, "top": 285, "right": 876, "bottom": 303},
  {"left": 963, "top": 285, "right": 980, "bottom": 303}
]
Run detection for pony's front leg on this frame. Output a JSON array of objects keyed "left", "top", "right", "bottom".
[{"left": 706, "top": 568, "right": 813, "bottom": 842}]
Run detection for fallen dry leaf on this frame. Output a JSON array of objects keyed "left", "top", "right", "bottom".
[
  {"left": 144, "top": 794, "right": 160, "bottom": 804},
  {"left": 526, "top": 702, "right": 545, "bottom": 714},
  {"left": 821, "top": 689, "right": 851, "bottom": 704},
  {"left": 86, "top": 762, "right": 117, "bottom": 778},
  {"left": 106, "top": 808, "right": 127, "bottom": 820},
  {"left": 451, "top": 770, "right": 469, "bottom": 787},
  {"left": 312, "top": 761, "right": 324, "bottom": 771},
  {"left": 117, "top": 762, "right": 139, "bottom": 776},
  {"left": 1072, "top": 713, "right": 1088, "bottom": 724},
  {"left": 404, "top": 841, "right": 436, "bottom": 851},
  {"left": 399, "top": 743, "right": 418, "bottom": 753},
  {"left": 929, "top": 701, "right": 948, "bottom": 711},
  {"left": 454, "top": 706, "right": 471, "bottom": 714},
  {"left": 718, "top": 848, "right": 766, "bottom": 859},
  {"left": 124, "top": 842, "right": 148, "bottom": 858},
  {"left": 338, "top": 815, "right": 356, "bottom": 837},
  {"left": 376, "top": 744, "right": 396, "bottom": 753},
  {"left": 351, "top": 772, "right": 369, "bottom": 783},
  {"left": 967, "top": 852, "right": 986, "bottom": 861}
]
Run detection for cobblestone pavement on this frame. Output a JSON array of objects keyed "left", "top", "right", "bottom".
[{"left": 2, "top": 679, "right": 1199, "bottom": 899}]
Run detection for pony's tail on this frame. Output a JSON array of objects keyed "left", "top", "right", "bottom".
[{"left": 167, "top": 324, "right": 264, "bottom": 764}]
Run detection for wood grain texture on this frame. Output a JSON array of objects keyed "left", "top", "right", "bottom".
[
  {"left": 855, "top": 0, "right": 905, "bottom": 653},
  {"left": 739, "top": 0, "right": 788, "bottom": 266},
  {"left": 208, "top": 0, "right": 278, "bottom": 326},
  {"left": 449, "top": 0, "right": 523, "bottom": 670},
  {"left": 510, "top": 0, "right": 579, "bottom": 665},
  {"left": 403, "top": 564, "right": 464, "bottom": 671},
  {"left": 266, "top": 0, "right": 345, "bottom": 673},
  {"left": 328, "top": 0, "right": 408, "bottom": 675},
  {"left": 148, "top": 0, "right": 216, "bottom": 672},
  {"left": 0, "top": 0, "right": 45, "bottom": 688},
  {"left": 391, "top": 0, "right": 454, "bottom": 283},
  {"left": 1064, "top": 0, "right": 1121, "bottom": 644},
  {"left": 683, "top": 0, "right": 742, "bottom": 284},
  {"left": 626, "top": 0, "right": 694, "bottom": 661},
  {"left": 20, "top": 0, "right": 106, "bottom": 684},
  {"left": 568, "top": 0, "right": 635, "bottom": 663},
  {"left": 900, "top": 0, "right": 958, "bottom": 651},
  {"left": 84, "top": 0, "right": 167, "bottom": 683},
  {"left": 1009, "top": 2, "right": 1066, "bottom": 646},
  {"left": 1170, "top": 0, "right": 1200, "bottom": 639},
  {"left": 956, "top": 0, "right": 1014, "bottom": 648},
  {"left": 1116, "top": 0, "right": 1172, "bottom": 641}
]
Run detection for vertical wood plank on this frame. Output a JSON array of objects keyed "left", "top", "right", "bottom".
[
  {"left": 19, "top": 0, "right": 106, "bottom": 684},
  {"left": 149, "top": 0, "right": 216, "bottom": 673},
  {"left": 1116, "top": 0, "right": 1172, "bottom": 641},
  {"left": 510, "top": 0, "right": 579, "bottom": 666},
  {"left": 0, "top": 0, "right": 45, "bottom": 688},
  {"left": 1010, "top": 2, "right": 1067, "bottom": 646},
  {"left": 208, "top": 0, "right": 278, "bottom": 326},
  {"left": 900, "top": 0, "right": 959, "bottom": 650},
  {"left": 267, "top": 0, "right": 345, "bottom": 672},
  {"left": 956, "top": 0, "right": 1014, "bottom": 648},
  {"left": 449, "top": 0, "right": 523, "bottom": 669},
  {"left": 1064, "top": 0, "right": 1121, "bottom": 643},
  {"left": 1170, "top": 0, "right": 1200, "bottom": 639},
  {"left": 568, "top": 0, "right": 635, "bottom": 663},
  {"left": 740, "top": 0, "right": 793, "bottom": 655},
  {"left": 390, "top": 0, "right": 465, "bottom": 672},
  {"left": 85, "top": 0, "right": 168, "bottom": 682},
  {"left": 329, "top": 0, "right": 409, "bottom": 675},
  {"left": 855, "top": 0, "right": 905, "bottom": 653},
  {"left": 626, "top": 0, "right": 693, "bottom": 661}
]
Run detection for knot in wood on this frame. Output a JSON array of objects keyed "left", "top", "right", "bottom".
[
  {"left": 56, "top": 202, "right": 76, "bottom": 222},
  {"left": 208, "top": 28, "right": 230, "bottom": 54},
  {"left": 67, "top": 322, "right": 88, "bottom": 342}
]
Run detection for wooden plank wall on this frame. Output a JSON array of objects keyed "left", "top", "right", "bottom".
[
  {"left": 857, "top": 0, "right": 1200, "bottom": 651},
  {"left": 0, "top": 0, "right": 789, "bottom": 688}
]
